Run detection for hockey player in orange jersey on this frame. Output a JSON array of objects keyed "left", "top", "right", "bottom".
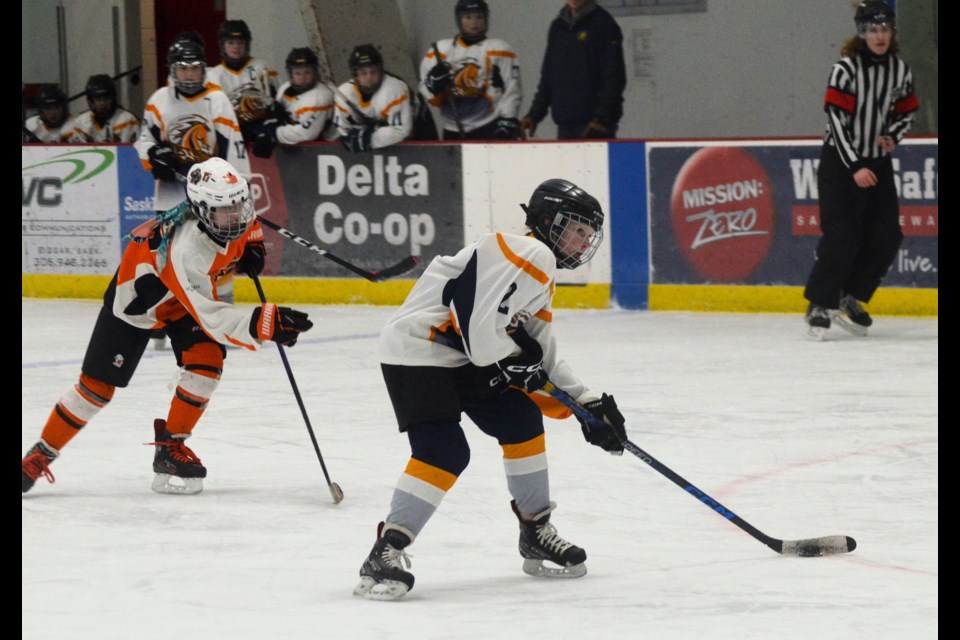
[{"left": 21, "top": 158, "right": 313, "bottom": 496}]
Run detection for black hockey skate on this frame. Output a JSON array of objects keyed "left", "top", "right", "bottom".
[
  {"left": 353, "top": 522, "right": 415, "bottom": 601},
  {"left": 22, "top": 440, "right": 58, "bottom": 493},
  {"left": 805, "top": 303, "right": 834, "bottom": 340},
  {"left": 836, "top": 294, "right": 872, "bottom": 337},
  {"left": 511, "top": 500, "right": 587, "bottom": 578},
  {"left": 150, "top": 419, "right": 206, "bottom": 495}
]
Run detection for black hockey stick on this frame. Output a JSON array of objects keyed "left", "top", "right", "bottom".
[
  {"left": 255, "top": 216, "right": 419, "bottom": 282},
  {"left": 431, "top": 42, "right": 465, "bottom": 137},
  {"left": 251, "top": 273, "right": 344, "bottom": 504},
  {"left": 543, "top": 381, "right": 857, "bottom": 557},
  {"left": 173, "top": 172, "right": 418, "bottom": 281}
]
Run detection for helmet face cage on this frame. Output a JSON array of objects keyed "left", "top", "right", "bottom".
[
  {"left": 526, "top": 179, "right": 605, "bottom": 270},
  {"left": 186, "top": 159, "right": 254, "bottom": 243},
  {"left": 855, "top": 0, "right": 895, "bottom": 34},
  {"left": 545, "top": 208, "right": 604, "bottom": 270},
  {"left": 168, "top": 40, "right": 207, "bottom": 95}
]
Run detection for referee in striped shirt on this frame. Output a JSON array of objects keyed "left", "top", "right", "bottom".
[{"left": 803, "top": 0, "right": 919, "bottom": 338}]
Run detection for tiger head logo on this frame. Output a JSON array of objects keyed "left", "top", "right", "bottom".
[
  {"left": 231, "top": 85, "right": 271, "bottom": 123},
  {"left": 452, "top": 61, "right": 484, "bottom": 99},
  {"left": 168, "top": 115, "right": 214, "bottom": 164}
]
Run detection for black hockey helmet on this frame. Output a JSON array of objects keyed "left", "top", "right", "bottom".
[
  {"left": 219, "top": 19, "right": 251, "bottom": 45},
  {"left": 455, "top": 0, "right": 489, "bottom": 42},
  {"left": 522, "top": 179, "right": 604, "bottom": 270},
  {"left": 855, "top": 0, "right": 895, "bottom": 33},
  {"left": 285, "top": 47, "right": 319, "bottom": 93},
  {"left": 36, "top": 84, "right": 67, "bottom": 109},
  {"left": 167, "top": 37, "right": 206, "bottom": 94},
  {"left": 35, "top": 84, "right": 69, "bottom": 127},
  {"left": 286, "top": 47, "right": 319, "bottom": 70},
  {"left": 348, "top": 44, "right": 383, "bottom": 74},
  {"left": 85, "top": 74, "right": 117, "bottom": 117}
]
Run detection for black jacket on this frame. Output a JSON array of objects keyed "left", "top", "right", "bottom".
[{"left": 526, "top": 4, "right": 626, "bottom": 128}]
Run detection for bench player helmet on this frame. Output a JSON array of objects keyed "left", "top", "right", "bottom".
[
  {"left": 522, "top": 179, "right": 604, "bottom": 270},
  {"left": 455, "top": 0, "right": 489, "bottom": 43},
  {"left": 186, "top": 158, "right": 255, "bottom": 243},
  {"left": 218, "top": 19, "right": 252, "bottom": 63},
  {"left": 85, "top": 74, "right": 117, "bottom": 119},
  {"left": 35, "top": 85, "right": 69, "bottom": 127},
  {"left": 168, "top": 38, "right": 207, "bottom": 95},
  {"left": 855, "top": 0, "right": 895, "bottom": 34},
  {"left": 348, "top": 44, "right": 383, "bottom": 75},
  {"left": 285, "top": 47, "right": 320, "bottom": 94}
]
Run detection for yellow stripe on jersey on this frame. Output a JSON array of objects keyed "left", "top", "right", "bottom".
[
  {"left": 495, "top": 233, "right": 550, "bottom": 285},
  {"left": 404, "top": 457, "right": 459, "bottom": 491},
  {"left": 501, "top": 433, "right": 546, "bottom": 459}
]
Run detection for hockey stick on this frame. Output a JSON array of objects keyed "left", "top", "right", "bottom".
[
  {"left": 431, "top": 42, "right": 465, "bottom": 137},
  {"left": 251, "top": 272, "right": 344, "bottom": 504},
  {"left": 256, "top": 216, "right": 418, "bottom": 282},
  {"left": 173, "top": 172, "right": 418, "bottom": 280},
  {"left": 543, "top": 381, "right": 857, "bottom": 557},
  {"left": 325, "top": 81, "right": 384, "bottom": 128}
]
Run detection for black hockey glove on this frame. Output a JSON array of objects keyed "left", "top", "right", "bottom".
[
  {"left": 424, "top": 63, "right": 452, "bottom": 95},
  {"left": 235, "top": 240, "right": 266, "bottom": 277},
  {"left": 492, "top": 118, "right": 521, "bottom": 140},
  {"left": 147, "top": 144, "right": 178, "bottom": 182},
  {"left": 340, "top": 127, "right": 374, "bottom": 154},
  {"left": 577, "top": 394, "right": 627, "bottom": 455},
  {"left": 250, "top": 303, "right": 313, "bottom": 346},
  {"left": 252, "top": 115, "right": 281, "bottom": 158},
  {"left": 496, "top": 353, "right": 548, "bottom": 393}
]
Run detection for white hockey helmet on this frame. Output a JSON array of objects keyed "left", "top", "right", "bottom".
[{"left": 186, "top": 158, "right": 254, "bottom": 243}]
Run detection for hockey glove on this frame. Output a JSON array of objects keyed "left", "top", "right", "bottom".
[
  {"left": 577, "top": 394, "right": 627, "bottom": 455},
  {"left": 235, "top": 240, "right": 266, "bottom": 277},
  {"left": 340, "top": 127, "right": 374, "bottom": 154},
  {"left": 492, "top": 118, "right": 521, "bottom": 140},
  {"left": 424, "top": 63, "right": 452, "bottom": 95},
  {"left": 252, "top": 132, "right": 276, "bottom": 158},
  {"left": 250, "top": 303, "right": 313, "bottom": 346},
  {"left": 147, "top": 144, "right": 178, "bottom": 182}
]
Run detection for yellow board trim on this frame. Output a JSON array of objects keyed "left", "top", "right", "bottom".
[
  {"left": 649, "top": 284, "right": 938, "bottom": 317},
  {"left": 22, "top": 275, "right": 612, "bottom": 309}
]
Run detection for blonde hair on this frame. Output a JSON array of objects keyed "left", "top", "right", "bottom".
[{"left": 841, "top": 33, "right": 899, "bottom": 58}]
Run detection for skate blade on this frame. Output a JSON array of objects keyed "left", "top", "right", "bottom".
[
  {"left": 353, "top": 576, "right": 410, "bottom": 601},
  {"left": 834, "top": 316, "right": 868, "bottom": 337},
  {"left": 522, "top": 558, "right": 587, "bottom": 579},
  {"left": 151, "top": 473, "right": 203, "bottom": 495},
  {"left": 806, "top": 325, "right": 829, "bottom": 341}
]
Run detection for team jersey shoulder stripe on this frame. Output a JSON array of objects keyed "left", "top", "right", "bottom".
[
  {"left": 533, "top": 308, "right": 552, "bottom": 323},
  {"left": 824, "top": 87, "right": 855, "bottom": 113},
  {"left": 213, "top": 116, "right": 241, "bottom": 132},
  {"left": 495, "top": 233, "right": 550, "bottom": 284},
  {"left": 486, "top": 50, "right": 516, "bottom": 59}
]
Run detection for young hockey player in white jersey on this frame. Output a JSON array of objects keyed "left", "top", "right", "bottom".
[
  {"left": 23, "top": 85, "right": 77, "bottom": 143},
  {"left": 72, "top": 74, "right": 141, "bottom": 143},
  {"left": 419, "top": 0, "right": 522, "bottom": 140},
  {"left": 21, "top": 157, "right": 313, "bottom": 496},
  {"left": 353, "top": 178, "right": 628, "bottom": 601},
  {"left": 135, "top": 35, "right": 249, "bottom": 348},
  {"left": 333, "top": 44, "right": 414, "bottom": 153},
  {"left": 204, "top": 20, "right": 279, "bottom": 144},
  {"left": 250, "top": 47, "right": 336, "bottom": 159}
]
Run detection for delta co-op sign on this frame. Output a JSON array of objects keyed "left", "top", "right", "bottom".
[
  {"left": 275, "top": 145, "right": 463, "bottom": 278},
  {"left": 648, "top": 142, "right": 938, "bottom": 288}
]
